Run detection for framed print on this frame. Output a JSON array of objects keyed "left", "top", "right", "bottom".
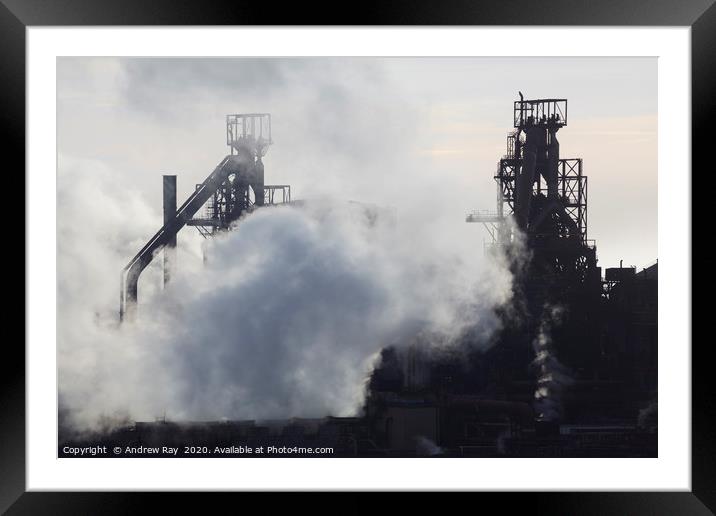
[{"left": 5, "top": 0, "right": 713, "bottom": 512}]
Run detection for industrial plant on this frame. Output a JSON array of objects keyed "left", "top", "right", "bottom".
[
  {"left": 60, "top": 95, "right": 657, "bottom": 458},
  {"left": 120, "top": 113, "right": 290, "bottom": 320}
]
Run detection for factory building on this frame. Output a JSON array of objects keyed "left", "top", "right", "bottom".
[{"left": 60, "top": 97, "right": 657, "bottom": 457}]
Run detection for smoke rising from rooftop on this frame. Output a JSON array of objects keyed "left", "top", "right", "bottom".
[{"left": 531, "top": 304, "right": 573, "bottom": 422}]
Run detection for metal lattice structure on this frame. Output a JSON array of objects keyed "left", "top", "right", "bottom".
[
  {"left": 493, "top": 157, "right": 588, "bottom": 244},
  {"left": 120, "top": 113, "right": 291, "bottom": 320},
  {"left": 226, "top": 113, "right": 272, "bottom": 157},
  {"left": 513, "top": 98, "right": 567, "bottom": 128},
  {"left": 187, "top": 115, "right": 290, "bottom": 238},
  {"left": 467, "top": 94, "right": 598, "bottom": 288}
]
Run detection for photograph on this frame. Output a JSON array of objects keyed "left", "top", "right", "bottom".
[{"left": 56, "top": 56, "right": 658, "bottom": 459}]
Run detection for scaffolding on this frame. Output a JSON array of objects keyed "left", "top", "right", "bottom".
[
  {"left": 120, "top": 113, "right": 291, "bottom": 320},
  {"left": 467, "top": 94, "right": 598, "bottom": 287}
]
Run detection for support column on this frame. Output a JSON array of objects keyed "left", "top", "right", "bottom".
[
  {"left": 253, "top": 158, "right": 265, "bottom": 206},
  {"left": 515, "top": 126, "right": 543, "bottom": 230},
  {"left": 163, "top": 175, "right": 177, "bottom": 287},
  {"left": 546, "top": 129, "right": 560, "bottom": 199}
]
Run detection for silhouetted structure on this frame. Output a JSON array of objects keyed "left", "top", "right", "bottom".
[
  {"left": 363, "top": 94, "right": 657, "bottom": 455},
  {"left": 62, "top": 97, "right": 656, "bottom": 458},
  {"left": 119, "top": 114, "right": 290, "bottom": 320}
]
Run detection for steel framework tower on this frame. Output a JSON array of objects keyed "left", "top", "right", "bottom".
[
  {"left": 467, "top": 95, "right": 598, "bottom": 291},
  {"left": 120, "top": 114, "right": 291, "bottom": 320},
  {"left": 466, "top": 95, "right": 604, "bottom": 416},
  {"left": 187, "top": 114, "right": 290, "bottom": 237}
]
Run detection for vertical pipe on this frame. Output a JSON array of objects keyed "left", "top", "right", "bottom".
[
  {"left": 253, "top": 159, "right": 264, "bottom": 206},
  {"left": 163, "top": 175, "right": 177, "bottom": 287},
  {"left": 515, "top": 127, "right": 542, "bottom": 230},
  {"left": 584, "top": 174, "right": 588, "bottom": 241},
  {"left": 119, "top": 273, "right": 125, "bottom": 321},
  {"left": 547, "top": 129, "right": 559, "bottom": 199},
  {"left": 121, "top": 266, "right": 140, "bottom": 322}
]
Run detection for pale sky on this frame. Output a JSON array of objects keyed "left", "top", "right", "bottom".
[{"left": 57, "top": 57, "right": 657, "bottom": 271}]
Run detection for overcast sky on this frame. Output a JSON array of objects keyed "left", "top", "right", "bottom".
[{"left": 57, "top": 57, "right": 657, "bottom": 270}]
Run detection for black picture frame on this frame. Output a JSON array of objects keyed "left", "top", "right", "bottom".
[{"left": 5, "top": 0, "right": 712, "bottom": 512}]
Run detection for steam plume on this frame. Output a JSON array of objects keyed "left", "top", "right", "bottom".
[
  {"left": 531, "top": 304, "right": 573, "bottom": 422},
  {"left": 58, "top": 161, "right": 514, "bottom": 431}
]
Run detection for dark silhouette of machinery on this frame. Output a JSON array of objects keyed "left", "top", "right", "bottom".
[
  {"left": 467, "top": 94, "right": 600, "bottom": 304},
  {"left": 119, "top": 114, "right": 291, "bottom": 320},
  {"left": 463, "top": 94, "right": 605, "bottom": 420},
  {"left": 62, "top": 99, "right": 657, "bottom": 458}
]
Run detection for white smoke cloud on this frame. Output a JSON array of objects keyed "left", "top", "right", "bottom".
[
  {"left": 531, "top": 304, "right": 573, "bottom": 422},
  {"left": 415, "top": 436, "right": 444, "bottom": 456},
  {"left": 58, "top": 159, "right": 514, "bottom": 431}
]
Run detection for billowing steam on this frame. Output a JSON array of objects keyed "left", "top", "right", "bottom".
[
  {"left": 637, "top": 399, "right": 658, "bottom": 428},
  {"left": 58, "top": 159, "right": 514, "bottom": 431},
  {"left": 415, "top": 436, "right": 444, "bottom": 456},
  {"left": 531, "top": 304, "right": 573, "bottom": 422}
]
